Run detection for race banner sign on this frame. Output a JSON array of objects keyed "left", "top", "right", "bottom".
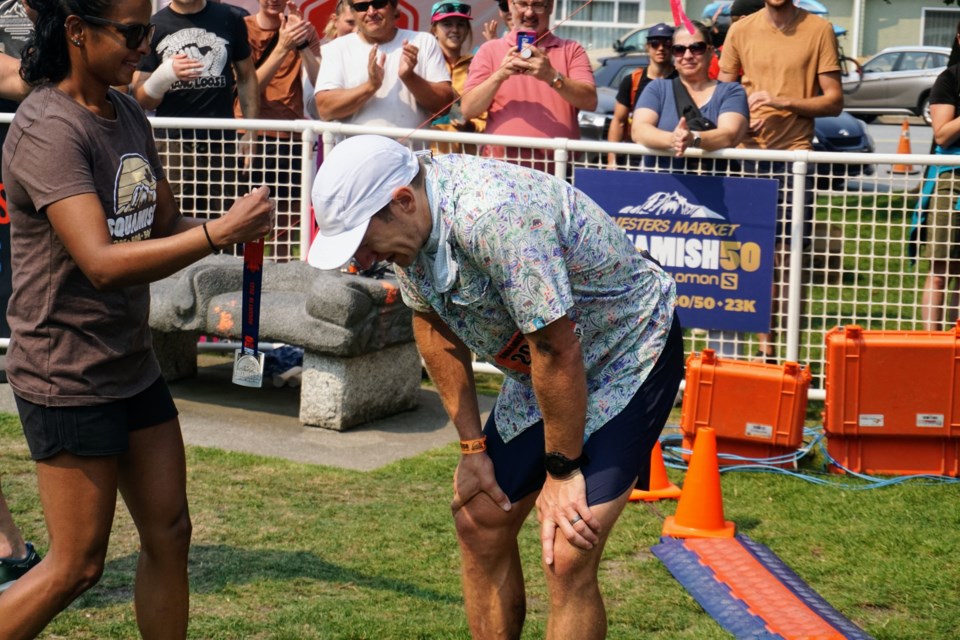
[{"left": 575, "top": 169, "right": 779, "bottom": 332}]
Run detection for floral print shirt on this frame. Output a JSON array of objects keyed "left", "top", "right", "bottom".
[{"left": 396, "top": 155, "right": 677, "bottom": 443}]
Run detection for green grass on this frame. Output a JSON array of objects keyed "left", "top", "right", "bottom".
[
  {"left": 2, "top": 413, "right": 959, "bottom": 639},
  {"left": 796, "top": 190, "right": 926, "bottom": 380}
]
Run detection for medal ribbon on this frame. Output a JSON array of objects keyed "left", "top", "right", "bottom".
[{"left": 241, "top": 239, "right": 264, "bottom": 356}]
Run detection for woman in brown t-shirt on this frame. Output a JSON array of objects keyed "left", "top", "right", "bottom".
[{"left": 0, "top": 0, "right": 274, "bottom": 637}]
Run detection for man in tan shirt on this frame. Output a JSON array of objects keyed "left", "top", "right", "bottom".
[{"left": 717, "top": 0, "right": 842, "bottom": 361}]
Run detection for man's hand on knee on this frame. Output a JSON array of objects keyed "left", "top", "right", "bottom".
[
  {"left": 450, "top": 453, "right": 512, "bottom": 515},
  {"left": 536, "top": 471, "right": 600, "bottom": 565}
]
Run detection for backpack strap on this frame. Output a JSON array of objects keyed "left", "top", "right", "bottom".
[
  {"left": 629, "top": 67, "right": 646, "bottom": 110},
  {"left": 254, "top": 31, "right": 281, "bottom": 70}
]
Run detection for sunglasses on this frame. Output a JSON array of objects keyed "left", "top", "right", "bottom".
[
  {"left": 81, "top": 15, "right": 156, "bottom": 50},
  {"left": 646, "top": 38, "right": 671, "bottom": 49},
  {"left": 671, "top": 41, "right": 708, "bottom": 56},
  {"left": 433, "top": 2, "right": 471, "bottom": 17},
  {"left": 351, "top": 0, "right": 391, "bottom": 12}
]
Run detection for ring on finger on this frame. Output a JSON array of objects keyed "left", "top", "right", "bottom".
[{"left": 569, "top": 514, "right": 582, "bottom": 525}]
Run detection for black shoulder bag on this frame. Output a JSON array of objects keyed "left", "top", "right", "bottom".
[{"left": 671, "top": 77, "right": 717, "bottom": 132}]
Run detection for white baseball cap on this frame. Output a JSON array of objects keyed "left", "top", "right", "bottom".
[{"left": 307, "top": 135, "right": 420, "bottom": 270}]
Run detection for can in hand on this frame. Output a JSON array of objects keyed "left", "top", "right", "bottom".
[{"left": 517, "top": 31, "right": 536, "bottom": 58}]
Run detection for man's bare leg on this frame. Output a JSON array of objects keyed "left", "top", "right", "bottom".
[
  {"left": 543, "top": 482, "right": 634, "bottom": 640},
  {"left": 455, "top": 492, "right": 538, "bottom": 640}
]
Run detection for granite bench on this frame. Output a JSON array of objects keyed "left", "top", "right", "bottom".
[{"left": 149, "top": 255, "right": 420, "bottom": 430}]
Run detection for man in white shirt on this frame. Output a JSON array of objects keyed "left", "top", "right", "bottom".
[{"left": 314, "top": 0, "right": 453, "bottom": 129}]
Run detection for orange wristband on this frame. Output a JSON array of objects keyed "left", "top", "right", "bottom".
[{"left": 460, "top": 436, "right": 487, "bottom": 454}]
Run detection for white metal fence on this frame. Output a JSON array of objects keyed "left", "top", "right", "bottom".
[{"left": 11, "top": 114, "right": 958, "bottom": 397}]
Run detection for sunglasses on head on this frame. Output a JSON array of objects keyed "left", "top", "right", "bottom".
[
  {"left": 646, "top": 38, "right": 670, "bottom": 49},
  {"left": 81, "top": 15, "right": 156, "bottom": 50},
  {"left": 671, "top": 41, "right": 708, "bottom": 56},
  {"left": 351, "top": 0, "right": 391, "bottom": 12},
  {"left": 433, "top": 2, "right": 471, "bottom": 17}
]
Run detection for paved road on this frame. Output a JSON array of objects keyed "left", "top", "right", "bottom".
[
  {"left": 839, "top": 118, "right": 932, "bottom": 192},
  {"left": 868, "top": 117, "right": 932, "bottom": 154}
]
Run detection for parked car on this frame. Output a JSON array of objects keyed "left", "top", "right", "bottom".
[
  {"left": 577, "top": 53, "right": 648, "bottom": 139},
  {"left": 810, "top": 110, "right": 876, "bottom": 189},
  {"left": 585, "top": 24, "right": 655, "bottom": 68},
  {"left": 842, "top": 46, "right": 950, "bottom": 125},
  {"left": 578, "top": 54, "right": 875, "bottom": 187}
]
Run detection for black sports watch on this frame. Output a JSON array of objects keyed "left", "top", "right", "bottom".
[{"left": 545, "top": 451, "right": 588, "bottom": 479}]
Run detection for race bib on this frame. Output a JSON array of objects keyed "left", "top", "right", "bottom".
[{"left": 493, "top": 331, "right": 532, "bottom": 375}]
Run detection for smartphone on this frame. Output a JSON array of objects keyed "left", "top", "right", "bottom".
[{"left": 516, "top": 31, "right": 536, "bottom": 57}]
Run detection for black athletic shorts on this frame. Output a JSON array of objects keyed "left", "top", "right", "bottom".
[
  {"left": 15, "top": 376, "right": 179, "bottom": 461},
  {"left": 484, "top": 314, "right": 685, "bottom": 506}
]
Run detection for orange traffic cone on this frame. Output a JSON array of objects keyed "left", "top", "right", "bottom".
[
  {"left": 662, "top": 427, "right": 735, "bottom": 539},
  {"left": 629, "top": 440, "right": 681, "bottom": 502},
  {"left": 891, "top": 119, "right": 918, "bottom": 174}
]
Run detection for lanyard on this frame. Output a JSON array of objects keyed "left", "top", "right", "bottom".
[{"left": 232, "top": 239, "right": 266, "bottom": 387}]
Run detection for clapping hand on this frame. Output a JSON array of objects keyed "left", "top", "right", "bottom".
[
  {"left": 367, "top": 45, "right": 386, "bottom": 90},
  {"left": 398, "top": 40, "right": 420, "bottom": 80},
  {"left": 277, "top": 14, "right": 313, "bottom": 52}
]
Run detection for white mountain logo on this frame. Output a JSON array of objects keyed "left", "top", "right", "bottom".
[{"left": 619, "top": 191, "right": 725, "bottom": 220}]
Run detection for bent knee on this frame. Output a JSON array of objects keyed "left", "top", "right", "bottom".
[
  {"left": 547, "top": 540, "right": 601, "bottom": 586},
  {"left": 46, "top": 556, "right": 106, "bottom": 602},
  {"left": 453, "top": 502, "right": 518, "bottom": 551},
  {"left": 75, "top": 561, "right": 105, "bottom": 594}
]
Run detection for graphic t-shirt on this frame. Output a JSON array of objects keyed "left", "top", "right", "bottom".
[
  {"left": 139, "top": 2, "right": 251, "bottom": 118},
  {"left": 2, "top": 86, "right": 165, "bottom": 405}
]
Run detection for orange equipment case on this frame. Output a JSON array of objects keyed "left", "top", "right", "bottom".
[
  {"left": 680, "top": 349, "right": 812, "bottom": 467},
  {"left": 823, "top": 324, "right": 960, "bottom": 476}
]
